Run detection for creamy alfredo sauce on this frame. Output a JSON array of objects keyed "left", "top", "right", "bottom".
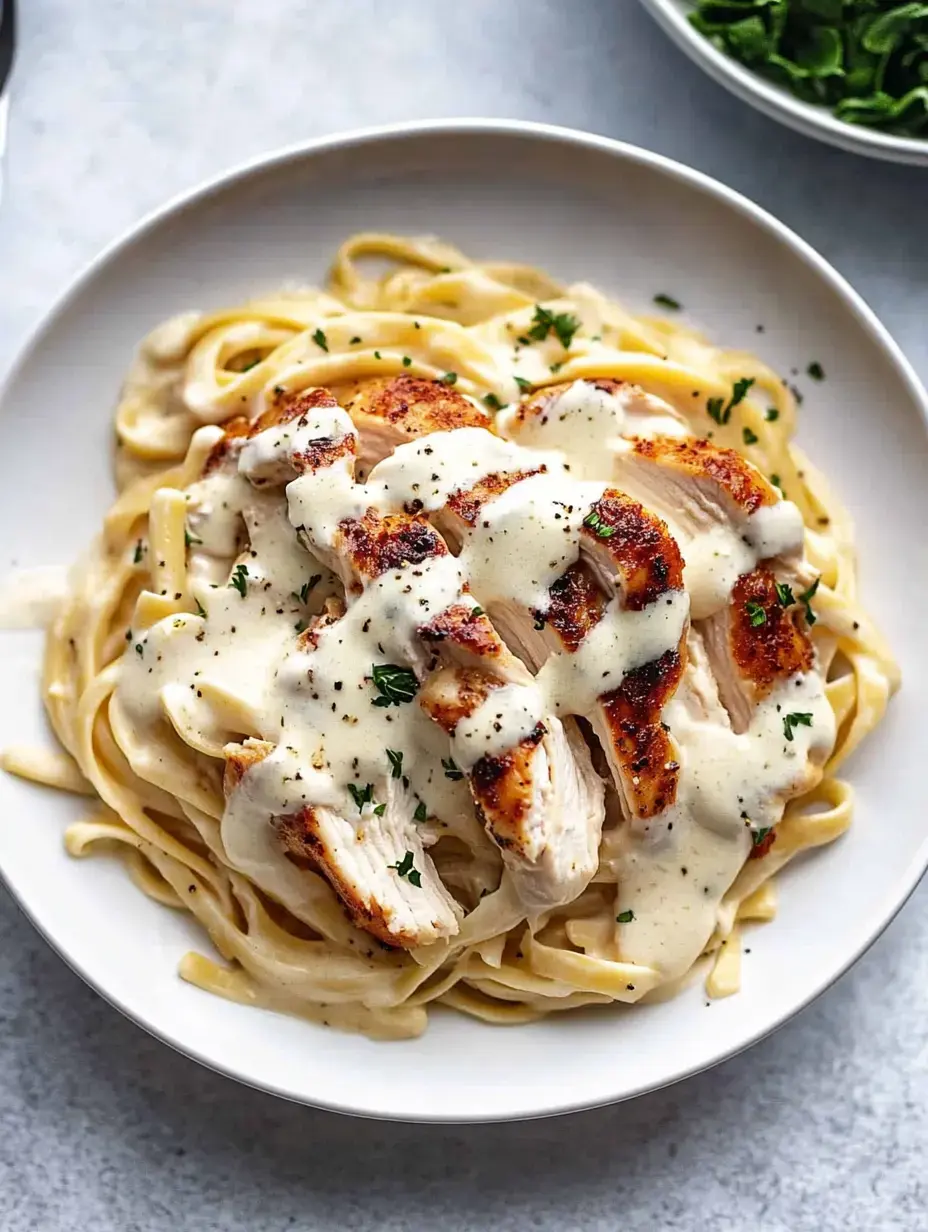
[{"left": 114, "top": 377, "right": 834, "bottom": 974}]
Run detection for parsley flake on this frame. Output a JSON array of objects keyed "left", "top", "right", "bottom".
[
  {"left": 294, "top": 575, "right": 322, "bottom": 604},
  {"left": 745, "top": 601, "right": 767, "bottom": 627},
  {"left": 439, "top": 371, "right": 458, "bottom": 385},
  {"left": 386, "top": 749, "right": 404, "bottom": 779},
  {"left": 742, "top": 427, "right": 759, "bottom": 446},
  {"left": 373, "top": 803, "right": 387, "bottom": 817},
  {"left": 752, "top": 826, "right": 772, "bottom": 847},
  {"left": 527, "top": 304, "right": 581, "bottom": 350},
  {"left": 783, "top": 712, "right": 813, "bottom": 742},
  {"left": 807, "top": 362, "right": 825, "bottom": 381},
  {"left": 775, "top": 581, "right": 795, "bottom": 608},
  {"left": 766, "top": 407, "right": 779, "bottom": 422},
  {"left": 184, "top": 528, "right": 202, "bottom": 548},
  {"left": 347, "top": 782, "right": 373, "bottom": 812},
  {"left": 371, "top": 663, "right": 419, "bottom": 707},
  {"left": 413, "top": 800, "right": 427, "bottom": 824},
  {"left": 349, "top": 335, "right": 362, "bottom": 345},
  {"left": 483, "top": 393, "right": 504, "bottom": 411},
  {"left": 312, "top": 328, "right": 328, "bottom": 352},
  {"left": 195, "top": 599, "right": 207, "bottom": 618},
  {"left": 616, "top": 909, "right": 635, "bottom": 923},
  {"left": 402, "top": 355, "right": 412, "bottom": 368},
  {"left": 229, "top": 564, "right": 249, "bottom": 598},
  {"left": 707, "top": 377, "right": 755, "bottom": 425},
  {"left": 583, "top": 509, "right": 615, "bottom": 539},
  {"left": 133, "top": 540, "right": 144, "bottom": 564},
  {"left": 798, "top": 577, "right": 820, "bottom": 626},
  {"left": 653, "top": 294, "right": 681, "bottom": 311},
  {"left": 442, "top": 757, "right": 464, "bottom": 781},
  {"left": 389, "top": 850, "right": 422, "bottom": 887},
  {"left": 513, "top": 376, "right": 532, "bottom": 392}
]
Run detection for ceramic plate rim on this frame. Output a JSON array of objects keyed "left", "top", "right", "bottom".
[
  {"left": 639, "top": 0, "right": 928, "bottom": 166},
  {"left": 2, "top": 118, "right": 927, "bottom": 1123}
]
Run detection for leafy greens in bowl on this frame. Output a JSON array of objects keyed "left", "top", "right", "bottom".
[{"left": 689, "top": 1, "right": 928, "bottom": 137}]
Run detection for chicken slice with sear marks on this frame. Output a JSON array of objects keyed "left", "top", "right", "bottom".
[
  {"left": 339, "top": 374, "right": 490, "bottom": 477},
  {"left": 237, "top": 385, "right": 605, "bottom": 917}
]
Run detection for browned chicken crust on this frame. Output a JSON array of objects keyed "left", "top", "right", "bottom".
[
  {"left": 631, "top": 437, "right": 777, "bottom": 515},
  {"left": 509, "top": 377, "right": 629, "bottom": 431},
  {"left": 729, "top": 569, "right": 814, "bottom": 699}
]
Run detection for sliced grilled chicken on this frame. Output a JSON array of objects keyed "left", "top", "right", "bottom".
[
  {"left": 416, "top": 605, "right": 605, "bottom": 911},
  {"left": 239, "top": 387, "right": 605, "bottom": 914},
  {"left": 340, "top": 375, "right": 489, "bottom": 477},
  {"left": 439, "top": 478, "right": 688, "bottom": 825},
  {"left": 223, "top": 738, "right": 460, "bottom": 947},
  {"left": 500, "top": 377, "right": 688, "bottom": 474},
  {"left": 504, "top": 378, "right": 810, "bottom": 620},
  {"left": 700, "top": 566, "right": 816, "bottom": 735}
]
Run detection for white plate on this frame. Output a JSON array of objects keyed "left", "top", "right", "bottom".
[
  {"left": 640, "top": 0, "right": 928, "bottom": 166},
  {"left": 1, "top": 120, "right": 926, "bottom": 1122}
]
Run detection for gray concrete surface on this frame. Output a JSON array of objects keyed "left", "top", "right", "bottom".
[{"left": 0, "top": 3, "right": 925, "bottom": 1229}]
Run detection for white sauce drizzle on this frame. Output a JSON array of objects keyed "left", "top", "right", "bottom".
[{"left": 113, "top": 376, "right": 834, "bottom": 963}]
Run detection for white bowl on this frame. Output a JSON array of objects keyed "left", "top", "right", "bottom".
[
  {"left": 640, "top": 0, "right": 928, "bottom": 166},
  {"left": 1, "top": 119, "right": 926, "bottom": 1122}
]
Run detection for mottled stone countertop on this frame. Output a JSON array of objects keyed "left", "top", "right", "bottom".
[{"left": 0, "top": 2, "right": 925, "bottom": 1229}]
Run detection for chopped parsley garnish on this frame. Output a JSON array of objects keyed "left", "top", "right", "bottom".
[
  {"left": 312, "top": 327, "right": 328, "bottom": 352},
  {"left": 239, "top": 357, "right": 261, "bottom": 372},
  {"left": 442, "top": 757, "right": 464, "bottom": 781},
  {"left": 533, "top": 614, "right": 546, "bottom": 631},
  {"left": 752, "top": 826, "right": 772, "bottom": 847},
  {"left": 583, "top": 509, "right": 616, "bottom": 539},
  {"left": 413, "top": 800, "right": 427, "bottom": 823},
  {"left": 184, "top": 528, "right": 202, "bottom": 548},
  {"left": 513, "top": 376, "right": 532, "bottom": 392},
  {"left": 742, "top": 427, "right": 759, "bottom": 446},
  {"left": 616, "top": 909, "right": 635, "bottom": 923},
  {"left": 807, "top": 361, "right": 825, "bottom": 381},
  {"left": 349, "top": 335, "right": 362, "bottom": 345},
  {"left": 729, "top": 377, "right": 755, "bottom": 409},
  {"left": 373, "top": 803, "right": 387, "bottom": 817},
  {"left": 195, "top": 599, "right": 207, "bottom": 618},
  {"left": 766, "top": 406, "right": 779, "bottom": 422},
  {"left": 133, "top": 540, "right": 144, "bottom": 564},
  {"left": 439, "top": 371, "right": 458, "bottom": 385},
  {"left": 783, "top": 711, "right": 813, "bottom": 742},
  {"left": 389, "top": 850, "right": 422, "bottom": 887},
  {"left": 775, "top": 581, "right": 795, "bottom": 608},
  {"left": 402, "top": 355, "right": 412, "bottom": 368},
  {"left": 798, "top": 577, "right": 820, "bottom": 626},
  {"left": 483, "top": 393, "right": 504, "bottom": 411},
  {"left": 708, "top": 377, "right": 755, "bottom": 425},
  {"left": 706, "top": 397, "right": 726, "bottom": 425},
  {"left": 745, "top": 600, "right": 767, "bottom": 627},
  {"left": 770, "top": 473, "right": 783, "bottom": 492},
  {"left": 471, "top": 606, "right": 484, "bottom": 617},
  {"left": 386, "top": 749, "right": 404, "bottom": 779},
  {"left": 347, "top": 782, "right": 374, "bottom": 812},
  {"left": 294, "top": 575, "right": 322, "bottom": 604},
  {"left": 229, "top": 564, "right": 249, "bottom": 597},
  {"left": 527, "top": 304, "right": 581, "bottom": 350},
  {"left": 294, "top": 619, "right": 308, "bottom": 634},
  {"left": 653, "top": 294, "right": 681, "bottom": 310},
  {"left": 371, "top": 663, "right": 419, "bottom": 707},
  {"left": 134, "top": 642, "right": 144, "bottom": 657}
]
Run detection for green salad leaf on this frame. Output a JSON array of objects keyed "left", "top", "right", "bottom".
[{"left": 689, "top": 1, "right": 928, "bottom": 135}]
